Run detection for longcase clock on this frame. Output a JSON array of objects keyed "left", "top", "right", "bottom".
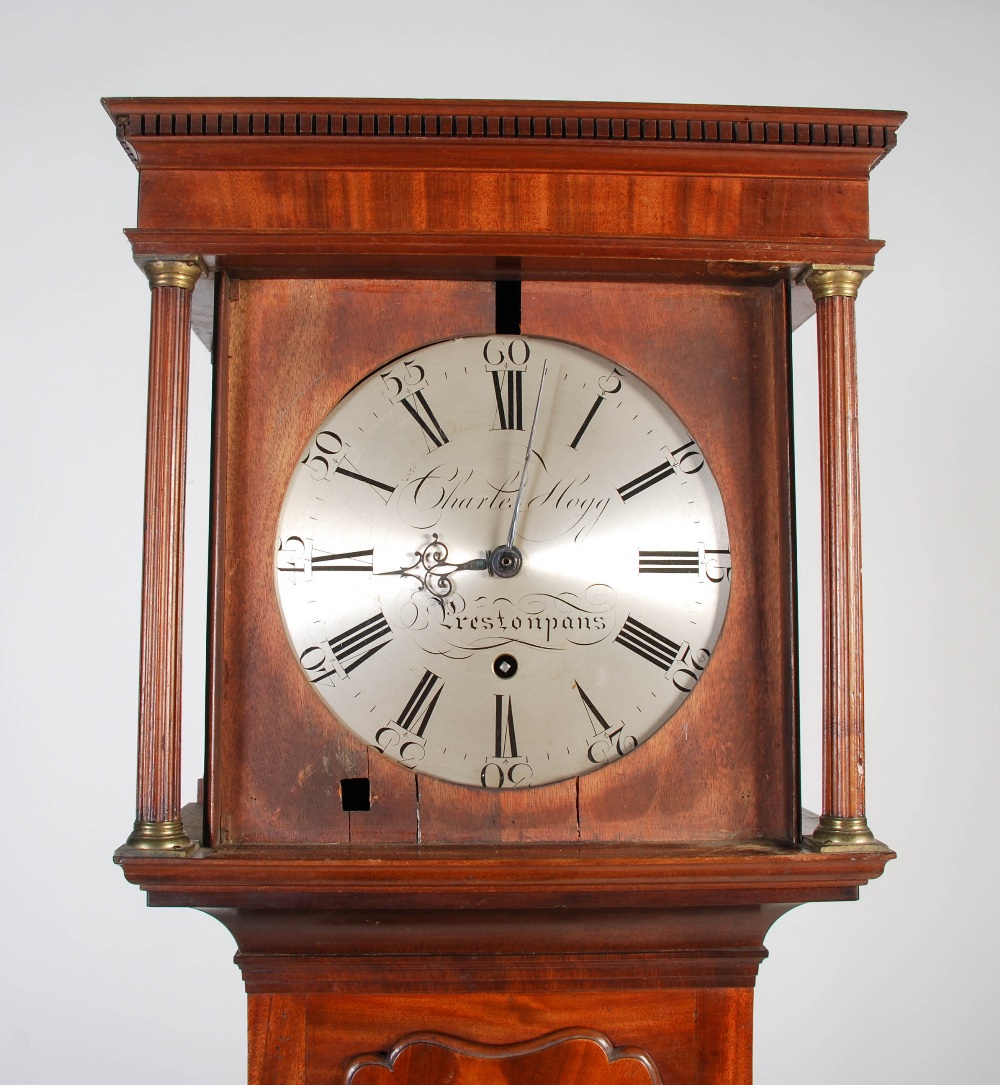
[{"left": 106, "top": 97, "right": 903, "bottom": 1084}]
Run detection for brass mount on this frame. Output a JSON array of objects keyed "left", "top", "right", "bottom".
[
  {"left": 805, "top": 264, "right": 873, "bottom": 301},
  {"left": 125, "top": 818, "right": 197, "bottom": 854},
  {"left": 806, "top": 815, "right": 891, "bottom": 853},
  {"left": 143, "top": 258, "right": 204, "bottom": 291}
]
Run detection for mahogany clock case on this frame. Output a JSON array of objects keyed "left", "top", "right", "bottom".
[
  {"left": 209, "top": 274, "right": 796, "bottom": 848},
  {"left": 101, "top": 96, "right": 905, "bottom": 862},
  {"left": 107, "top": 97, "right": 900, "bottom": 1085}
]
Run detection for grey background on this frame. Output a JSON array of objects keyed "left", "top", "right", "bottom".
[{"left": 2, "top": 2, "right": 995, "bottom": 1081}]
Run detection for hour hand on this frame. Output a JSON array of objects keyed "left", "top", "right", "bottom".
[
  {"left": 375, "top": 534, "right": 487, "bottom": 598},
  {"left": 452, "top": 557, "right": 489, "bottom": 572}
]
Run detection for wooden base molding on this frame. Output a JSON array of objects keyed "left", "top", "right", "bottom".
[
  {"left": 217, "top": 905, "right": 786, "bottom": 994},
  {"left": 117, "top": 808, "right": 892, "bottom": 1082}
]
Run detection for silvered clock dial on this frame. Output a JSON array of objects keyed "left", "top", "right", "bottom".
[{"left": 275, "top": 336, "right": 731, "bottom": 789}]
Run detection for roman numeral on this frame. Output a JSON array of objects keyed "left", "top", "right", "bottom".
[
  {"left": 492, "top": 369, "right": 523, "bottom": 430},
  {"left": 494, "top": 694, "right": 518, "bottom": 757},
  {"left": 278, "top": 545, "right": 374, "bottom": 576},
  {"left": 617, "top": 459, "right": 676, "bottom": 502},
  {"left": 570, "top": 395, "right": 604, "bottom": 449},
  {"left": 639, "top": 550, "right": 699, "bottom": 574},
  {"left": 396, "top": 670, "right": 444, "bottom": 737},
  {"left": 614, "top": 615, "right": 681, "bottom": 674},
  {"left": 327, "top": 612, "right": 393, "bottom": 676},
  {"left": 577, "top": 682, "right": 638, "bottom": 763},
  {"left": 400, "top": 390, "right": 449, "bottom": 448},
  {"left": 618, "top": 440, "right": 706, "bottom": 501},
  {"left": 639, "top": 548, "right": 732, "bottom": 582},
  {"left": 298, "top": 617, "right": 391, "bottom": 687},
  {"left": 480, "top": 694, "right": 532, "bottom": 788},
  {"left": 335, "top": 465, "right": 395, "bottom": 495},
  {"left": 311, "top": 548, "right": 374, "bottom": 573},
  {"left": 576, "top": 683, "right": 612, "bottom": 736}
]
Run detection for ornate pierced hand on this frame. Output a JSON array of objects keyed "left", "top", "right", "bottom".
[{"left": 376, "top": 534, "right": 488, "bottom": 599}]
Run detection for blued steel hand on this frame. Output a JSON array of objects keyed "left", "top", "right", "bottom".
[
  {"left": 488, "top": 361, "right": 548, "bottom": 579},
  {"left": 375, "top": 534, "right": 488, "bottom": 599},
  {"left": 506, "top": 360, "right": 548, "bottom": 549}
]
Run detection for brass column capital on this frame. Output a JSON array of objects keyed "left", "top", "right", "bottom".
[
  {"left": 143, "top": 258, "right": 204, "bottom": 292},
  {"left": 805, "top": 265, "right": 873, "bottom": 301}
]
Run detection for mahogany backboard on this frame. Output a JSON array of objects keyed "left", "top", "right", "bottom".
[{"left": 211, "top": 276, "right": 796, "bottom": 845}]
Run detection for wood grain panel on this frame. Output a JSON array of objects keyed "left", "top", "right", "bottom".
[
  {"left": 248, "top": 994, "right": 306, "bottom": 1085},
  {"left": 359, "top": 747, "right": 418, "bottom": 843},
  {"left": 417, "top": 776, "right": 579, "bottom": 844},
  {"left": 522, "top": 281, "right": 797, "bottom": 843},
  {"left": 136, "top": 169, "right": 869, "bottom": 242},
  {"left": 216, "top": 278, "right": 495, "bottom": 843},
  {"left": 345, "top": 1030, "right": 661, "bottom": 1085},
  {"left": 215, "top": 277, "right": 795, "bottom": 845},
  {"left": 297, "top": 991, "right": 752, "bottom": 1085}
]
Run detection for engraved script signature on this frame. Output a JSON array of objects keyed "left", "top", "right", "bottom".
[{"left": 397, "top": 462, "right": 610, "bottom": 542}]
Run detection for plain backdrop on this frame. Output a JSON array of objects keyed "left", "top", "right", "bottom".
[{"left": 1, "top": 2, "right": 996, "bottom": 1082}]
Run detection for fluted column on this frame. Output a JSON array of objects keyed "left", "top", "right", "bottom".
[
  {"left": 125, "top": 259, "right": 202, "bottom": 852},
  {"left": 805, "top": 265, "right": 886, "bottom": 852}
]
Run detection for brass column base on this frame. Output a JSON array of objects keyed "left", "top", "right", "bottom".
[
  {"left": 124, "top": 818, "right": 197, "bottom": 854},
  {"left": 805, "top": 815, "right": 891, "bottom": 853}
]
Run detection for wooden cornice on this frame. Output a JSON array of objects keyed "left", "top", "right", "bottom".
[
  {"left": 103, "top": 97, "right": 904, "bottom": 160},
  {"left": 102, "top": 98, "right": 904, "bottom": 278}
]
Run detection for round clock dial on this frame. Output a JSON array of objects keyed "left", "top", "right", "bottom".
[{"left": 275, "top": 336, "right": 731, "bottom": 790}]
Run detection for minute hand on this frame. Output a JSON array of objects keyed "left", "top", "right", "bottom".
[{"left": 505, "top": 361, "right": 549, "bottom": 549}]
